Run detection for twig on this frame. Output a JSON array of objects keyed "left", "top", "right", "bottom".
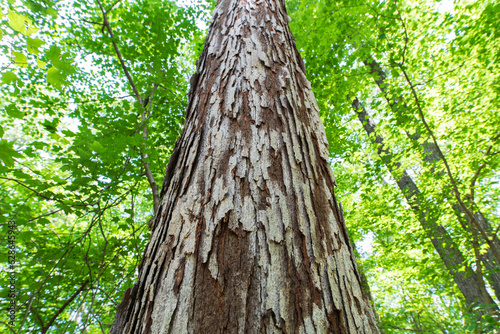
[
  {"left": 494, "top": 223, "right": 500, "bottom": 238},
  {"left": 46, "top": 226, "right": 62, "bottom": 244},
  {"left": 80, "top": 18, "right": 103, "bottom": 25},
  {"left": 1, "top": 63, "right": 12, "bottom": 73},
  {"left": 0, "top": 321, "right": 16, "bottom": 334},
  {"left": 90, "top": 312, "right": 107, "bottom": 333},
  {"left": 139, "top": 84, "right": 160, "bottom": 216},
  {"left": 41, "top": 280, "right": 90, "bottom": 334},
  {"left": 0, "top": 177, "right": 88, "bottom": 208},
  {"left": 91, "top": 286, "right": 118, "bottom": 306},
  {"left": 157, "top": 83, "right": 187, "bottom": 107},
  {"left": 415, "top": 63, "right": 466, "bottom": 86},
  {"left": 399, "top": 65, "right": 500, "bottom": 263},
  {"left": 106, "top": 0, "right": 122, "bottom": 13},
  {"left": 95, "top": 0, "right": 142, "bottom": 104},
  {"left": 386, "top": 324, "right": 425, "bottom": 332},
  {"left": 393, "top": 0, "right": 408, "bottom": 64},
  {"left": 469, "top": 133, "right": 500, "bottom": 200},
  {"left": 27, "top": 209, "right": 63, "bottom": 222}
]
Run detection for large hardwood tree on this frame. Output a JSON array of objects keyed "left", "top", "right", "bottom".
[{"left": 111, "top": 0, "right": 379, "bottom": 332}]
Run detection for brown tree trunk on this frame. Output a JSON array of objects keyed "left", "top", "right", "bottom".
[{"left": 111, "top": 0, "right": 379, "bottom": 333}]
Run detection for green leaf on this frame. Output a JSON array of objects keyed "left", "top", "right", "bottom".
[
  {"left": 5, "top": 104, "right": 24, "bottom": 119},
  {"left": 8, "top": 10, "right": 29, "bottom": 33},
  {"left": 47, "top": 8, "right": 58, "bottom": 18},
  {"left": 1, "top": 71, "right": 18, "bottom": 84},
  {"left": 42, "top": 119, "right": 58, "bottom": 133},
  {"left": 27, "top": 37, "right": 45, "bottom": 55},
  {"left": 0, "top": 140, "right": 22, "bottom": 166},
  {"left": 37, "top": 218, "right": 51, "bottom": 225},
  {"left": 27, "top": 37, "right": 45, "bottom": 49},
  {"left": 13, "top": 52, "right": 28, "bottom": 67},
  {"left": 90, "top": 141, "right": 105, "bottom": 153},
  {"left": 46, "top": 45, "right": 61, "bottom": 63},
  {"left": 36, "top": 59, "right": 46, "bottom": 69},
  {"left": 26, "top": 25, "right": 39, "bottom": 37},
  {"left": 46, "top": 67, "right": 65, "bottom": 88}
]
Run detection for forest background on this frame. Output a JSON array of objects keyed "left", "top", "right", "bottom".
[{"left": 0, "top": 0, "right": 499, "bottom": 332}]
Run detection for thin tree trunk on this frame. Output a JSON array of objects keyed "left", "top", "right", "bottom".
[
  {"left": 352, "top": 98, "right": 498, "bottom": 312},
  {"left": 363, "top": 55, "right": 500, "bottom": 300},
  {"left": 354, "top": 250, "right": 386, "bottom": 334},
  {"left": 111, "top": 0, "right": 379, "bottom": 333}
]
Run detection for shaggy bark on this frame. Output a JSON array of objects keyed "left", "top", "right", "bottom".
[
  {"left": 352, "top": 98, "right": 498, "bottom": 312},
  {"left": 111, "top": 0, "right": 379, "bottom": 333}
]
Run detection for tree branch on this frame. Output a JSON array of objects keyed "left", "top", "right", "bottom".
[
  {"left": 91, "top": 286, "right": 118, "bottom": 306},
  {"left": 470, "top": 225, "right": 499, "bottom": 314},
  {"left": 469, "top": 133, "right": 500, "bottom": 200},
  {"left": 96, "top": 0, "right": 161, "bottom": 220},
  {"left": 0, "top": 177, "right": 88, "bottom": 208},
  {"left": 0, "top": 321, "right": 16, "bottom": 334},
  {"left": 27, "top": 209, "right": 63, "bottom": 222},
  {"left": 106, "top": 0, "right": 122, "bottom": 13},
  {"left": 95, "top": 0, "right": 142, "bottom": 104},
  {"left": 139, "top": 84, "right": 160, "bottom": 219},
  {"left": 1, "top": 63, "right": 12, "bottom": 73},
  {"left": 393, "top": 0, "right": 408, "bottom": 64},
  {"left": 399, "top": 65, "right": 500, "bottom": 264}
]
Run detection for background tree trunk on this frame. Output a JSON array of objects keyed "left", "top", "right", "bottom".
[
  {"left": 364, "top": 56, "right": 500, "bottom": 276},
  {"left": 111, "top": 0, "right": 380, "bottom": 332},
  {"left": 352, "top": 98, "right": 498, "bottom": 313}
]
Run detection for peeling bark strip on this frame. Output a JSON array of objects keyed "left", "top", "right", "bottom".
[{"left": 111, "top": 0, "right": 379, "bottom": 333}]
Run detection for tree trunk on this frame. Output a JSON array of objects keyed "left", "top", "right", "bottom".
[
  {"left": 111, "top": 0, "right": 379, "bottom": 333},
  {"left": 363, "top": 55, "right": 500, "bottom": 301},
  {"left": 352, "top": 98, "right": 498, "bottom": 313}
]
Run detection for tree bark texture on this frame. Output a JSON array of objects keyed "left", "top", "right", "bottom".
[
  {"left": 111, "top": 0, "right": 379, "bottom": 333},
  {"left": 352, "top": 98, "right": 498, "bottom": 312}
]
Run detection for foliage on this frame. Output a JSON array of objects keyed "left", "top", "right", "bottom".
[
  {"left": 0, "top": 0, "right": 499, "bottom": 333},
  {"left": 0, "top": 0, "right": 204, "bottom": 332}
]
